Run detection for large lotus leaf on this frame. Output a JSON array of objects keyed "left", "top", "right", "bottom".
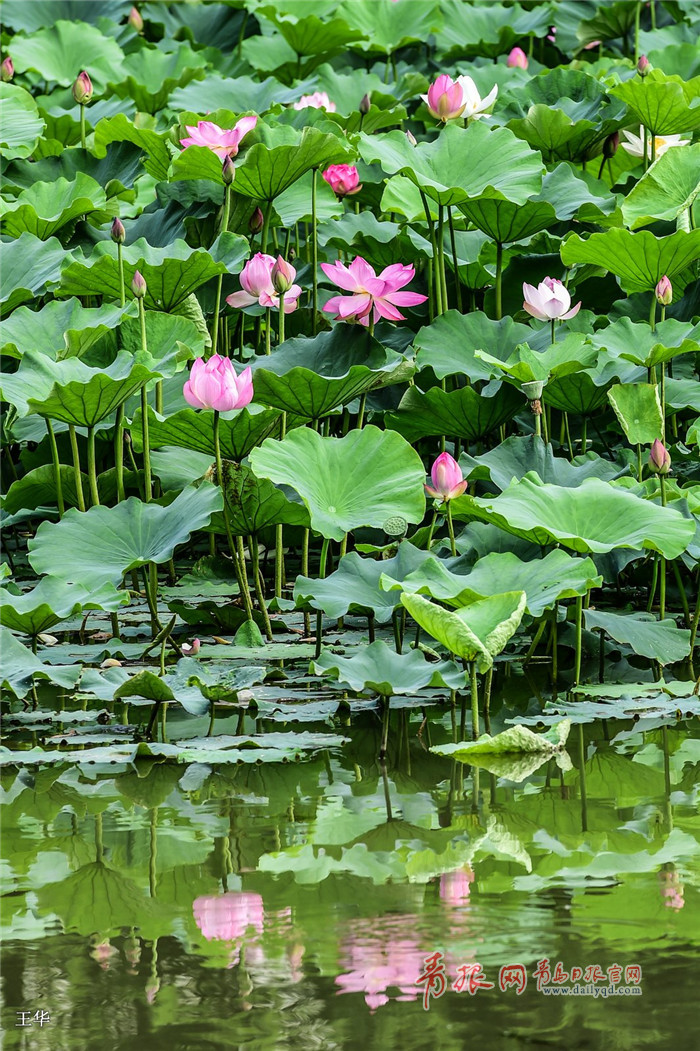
[
  {"left": 0, "top": 578, "right": 128, "bottom": 636},
  {"left": 9, "top": 20, "right": 125, "bottom": 91},
  {"left": 273, "top": 169, "right": 344, "bottom": 227},
  {"left": 434, "top": 0, "right": 550, "bottom": 60},
  {"left": 460, "top": 197, "right": 556, "bottom": 245},
  {"left": 621, "top": 144, "right": 700, "bottom": 230},
  {"left": 560, "top": 229, "right": 700, "bottom": 294},
  {"left": 584, "top": 610, "right": 692, "bottom": 665},
  {"left": 413, "top": 311, "right": 538, "bottom": 383},
  {"left": 2, "top": 464, "right": 138, "bottom": 515},
  {"left": 451, "top": 475, "right": 695, "bottom": 558},
  {"left": 543, "top": 372, "right": 615, "bottom": 416},
  {"left": 108, "top": 41, "right": 208, "bottom": 113},
  {"left": 0, "top": 83, "right": 45, "bottom": 160},
  {"left": 0, "top": 299, "right": 138, "bottom": 360},
  {"left": 475, "top": 333, "right": 598, "bottom": 385},
  {"left": 0, "top": 627, "right": 83, "bottom": 699},
  {"left": 610, "top": 70, "right": 700, "bottom": 136},
  {"left": 608, "top": 384, "right": 663, "bottom": 446},
  {"left": 433, "top": 720, "right": 570, "bottom": 764},
  {"left": 59, "top": 234, "right": 249, "bottom": 311},
  {"left": 0, "top": 233, "right": 66, "bottom": 315},
  {"left": 400, "top": 591, "right": 527, "bottom": 669},
  {"left": 2, "top": 0, "right": 130, "bottom": 31},
  {"left": 589, "top": 317, "right": 700, "bottom": 369},
  {"left": 385, "top": 549, "right": 601, "bottom": 619},
  {"left": 261, "top": 10, "right": 367, "bottom": 55},
  {"left": 131, "top": 405, "right": 284, "bottom": 461},
  {"left": 462, "top": 436, "right": 625, "bottom": 491},
  {"left": 249, "top": 426, "right": 425, "bottom": 542},
  {"left": 219, "top": 460, "right": 310, "bottom": 535},
  {"left": 359, "top": 122, "right": 543, "bottom": 208},
  {"left": 318, "top": 212, "right": 417, "bottom": 270},
  {"left": 249, "top": 327, "right": 411, "bottom": 418},
  {"left": 385, "top": 384, "right": 522, "bottom": 443},
  {"left": 171, "top": 74, "right": 305, "bottom": 115},
  {"left": 313, "top": 639, "right": 465, "bottom": 695},
  {"left": 93, "top": 114, "right": 171, "bottom": 182},
  {"left": 230, "top": 124, "right": 353, "bottom": 201},
  {"left": 339, "top": 0, "right": 442, "bottom": 54},
  {"left": 0, "top": 174, "right": 108, "bottom": 240},
  {"left": 294, "top": 542, "right": 431, "bottom": 622},
  {"left": 28, "top": 483, "right": 223, "bottom": 586}
]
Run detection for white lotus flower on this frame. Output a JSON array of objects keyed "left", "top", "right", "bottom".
[
  {"left": 620, "top": 125, "right": 691, "bottom": 160},
  {"left": 457, "top": 75, "right": 498, "bottom": 119}
]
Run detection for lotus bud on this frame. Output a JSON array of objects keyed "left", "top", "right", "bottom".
[
  {"left": 111, "top": 216, "right": 125, "bottom": 244},
  {"left": 507, "top": 47, "right": 528, "bottom": 69},
  {"left": 271, "top": 255, "right": 296, "bottom": 294},
  {"left": 249, "top": 206, "right": 264, "bottom": 234},
  {"left": 655, "top": 275, "right": 672, "bottom": 305},
  {"left": 128, "top": 6, "right": 144, "bottom": 32},
  {"left": 603, "top": 131, "right": 619, "bottom": 158},
  {"left": 222, "top": 154, "right": 235, "bottom": 185},
  {"left": 425, "top": 451, "right": 467, "bottom": 502},
  {"left": 72, "top": 70, "right": 93, "bottom": 105},
  {"left": 359, "top": 92, "right": 371, "bottom": 114},
  {"left": 649, "top": 439, "right": 671, "bottom": 475},
  {"left": 405, "top": 129, "right": 418, "bottom": 146},
  {"left": 1, "top": 56, "right": 14, "bottom": 82},
  {"left": 637, "top": 54, "right": 650, "bottom": 77},
  {"left": 181, "top": 638, "right": 201, "bottom": 656},
  {"left": 131, "top": 269, "right": 147, "bottom": 299}
]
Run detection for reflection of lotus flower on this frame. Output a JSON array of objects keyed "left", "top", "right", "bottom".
[
  {"left": 322, "top": 164, "right": 362, "bottom": 196},
  {"left": 507, "top": 47, "right": 528, "bottom": 69},
  {"left": 321, "top": 257, "right": 426, "bottom": 326},
  {"left": 226, "top": 252, "right": 302, "bottom": 312},
  {"left": 439, "top": 867, "right": 474, "bottom": 905},
  {"left": 523, "top": 277, "right": 581, "bottom": 320},
  {"left": 183, "top": 355, "right": 253, "bottom": 412},
  {"left": 335, "top": 916, "right": 424, "bottom": 1010},
  {"left": 293, "top": 91, "right": 336, "bottom": 111},
  {"left": 193, "top": 892, "right": 265, "bottom": 941},
  {"left": 649, "top": 439, "right": 671, "bottom": 475},
  {"left": 425, "top": 452, "right": 467, "bottom": 502},
  {"left": 658, "top": 866, "right": 684, "bottom": 910},
  {"left": 621, "top": 125, "right": 690, "bottom": 160},
  {"left": 457, "top": 75, "right": 498, "bottom": 119},
  {"left": 90, "top": 937, "right": 119, "bottom": 970},
  {"left": 421, "top": 74, "right": 466, "bottom": 122},
  {"left": 180, "top": 116, "right": 257, "bottom": 159}
]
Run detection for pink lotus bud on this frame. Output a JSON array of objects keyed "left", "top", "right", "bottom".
[
  {"left": 183, "top": 355, "right": 254, "bottom": 412},
  {"left": 425, "top": 451, "right": 467, "bottom": 502},
  {"left": 405, "top": 129, "right": 417, "bottom": 146},
  {"left": 421, "top": 73, "right": 466, "bottom": 122},
  {"left": 111, "top": 216, "right": 125, "bottom": 244},
  {"left": 655, "top": 275, "right": 672, "bottom": 305},
  {"left": 222, "top": 154, "right": 235, "bottom": 185},
  {"left": 546, "top": 26, "right": 557, "bottom": 43},
  {"left": 603, "top": 131, "right": 619, "bottom": 158},
  {"left": 507, "top": 47, "right": 528, "bottom": 69},
  {"left": 249, "top": 207, "right": 264, "bottom": 234},
  {"left": 322, "top": 164, "right": 362, "bottom": 197},
  {"left": 1, "top": 57, "right": 14, "bottom": 82},
  {"left": 271, "top": 256, "right": 296, "bottom": 294},
  {"left": 128, "top": 6, "right": 144, "bottom": 32},
  {"left": 182, "top": 638, "right": 201, "bottom": 656},
  {"left": 131, "top": 270, "right": 147, "bottom": 299},
  {"left": 359, "top": 92, "right": 371, "bottom": 115},
  {"left": 637, "top": 54, "right": 650, "bottom": 77},
  {"left": 72, "top": 70, "right": 93, "bottom": 105},
  {"left": 649, "top": 439, "right": 671, "bottom": 475}
]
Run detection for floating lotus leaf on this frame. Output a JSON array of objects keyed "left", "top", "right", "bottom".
[
  {"left": 0, "top": 83, "right": 45, "bottom": 160},
  {"left": 249, "top": 426, "right": 425, "bottom": 542},
  {"left": 314, "top": 639, "right": 466, "bottom": 695},
  {"left": 131, "top": 404, "right": 285, "bottom": 462},
  {"left": 0, "top": 299, "right": 138, "bottom": 360},
  {"left": 1, "top": 233, "right": 66, "bottom": 314},
  {"left": 610, "top": 70, "right": 700, "bottom": 136},
  {"left": 432, "top": 720, "right": 571, "bottom": 761},
  {"left": 400, "top": 591, "right": 527, "bottom": 670},
  {"left": 584, "top": 610, "right": 692, "bottom": 665},
  {"left": 560, "top": 229, "right": 700, "bottom": 294},
  {"left": 0, "top": 627, "right": 82, "bottom": 699},
  {"left": 608, "top": 384, "right": 663, "bottom": 446},
  {"left": 385, "top": 383, "right": 522, "bottom": 443},
  {"left": 0, "top": 174, "right": 107, "bottom": 239},
  {"left": 0, "top": 578, "right": 128, "bottom": 637},
  {"left": 621, "top": 144, "right": 700, "bottom": 230}
]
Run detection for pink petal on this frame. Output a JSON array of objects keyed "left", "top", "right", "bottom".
[
  {"left": 226, "top": 290, "right": 257, "bottom": 309},
  {"left": 560, "top": 301, "right": 581, "bottom": 320}
]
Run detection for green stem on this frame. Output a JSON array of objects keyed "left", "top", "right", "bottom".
[
  {"left": 633, "top": 0, "right": 641, "bottom": 63},
  {"left": 68, "top": 425, "right": 86, "bottom": 512},
  {"left": 264, "top": 307, "right": 271, "bottom": 355},
  {"left": 138, "top": 299, "right": 152, "bottom": 501},
  {"left": 311, "top": 168, "right": 318, "bottom": 335},
  {"left": 574, "top": 594, "right": 583, "bottom": 687},
  {"left": 95, "top": 812, "right": 103, "bottom": 861},
  {"left": 447, "top": 207, "right": 463, "bottom": 312},
  {"left": 637, "top": 443, "right": 643, "bottom": 482},
  {"left": 249, "top": 536, "right": 273, "bottom": 640},
  {"left": 260, "top": 199, "right": 272, "bottom": 255},
  {"left": 495, "top": 241, "right": 503, "bottom": 320},
  {"left": 86, "top": 426, "right": 100, "bottom": 507},
  {"left": 445, "top": 500, "right": 457, "bottom": 556},
  {"left": 117, "top": 242, "right": 125, "bottom": 307},
  {"left": 114, "top": 406, "right": 125, "bottom": 502},
  {"left": 659, "top": 474, "right": 667, "bottom": 619},
  {"left": 80, "top": 104, "right": 86, "bottom": 149},
  {"left": 211, "top": 184, "right": 232, "bottom": 358},
  {"left": 419, "top": 189, "right": 441, "bottom": 316},
  {"left": 470, "top": 662, "right": 479, "bottom": 740},
  {"left": 437, "top": 205, "right": 448, "bottom": 314},
  {"left": 278, "top": 292, "right": 285, "bottom": 345},
  {"left": 649, "top": 293, "right": 656, "bottom": 333},
  {"left": 550, "top": 318, "right": 556, "bottom": 345},
  {"left": 314, "top": 537, "right": 330, "bottom": 658},
  {"left": 214, "top": 410, "right": 254, "bottom": 621},
  {"left": 275, "top": 410, "right": 287, "bottom": 598},
  {"left": 46, "top": 419, "right": 65, "bottom": 516}
]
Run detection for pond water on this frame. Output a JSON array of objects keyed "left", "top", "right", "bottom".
[{"left": 3, "top": 667, "right": 698, "bottom": 1051}]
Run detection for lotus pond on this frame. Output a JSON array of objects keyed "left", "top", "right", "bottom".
[{"left": 2, "top": 0, "right": 700, "bottom": 1046}]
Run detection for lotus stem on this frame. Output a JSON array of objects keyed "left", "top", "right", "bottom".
[
  {"left": 94, "top": 812, "right": 103, "bottom": 861},
  {"left": 315, "top": 537, "right": 330, "bottom": 657},
  {"left": 642, "top": 126, "right": 649, "bottom": 173},
  {"left": 301, "top": 527, "right": 311, "bottom": 635},
  {"left": 470, "top": 661, "right": 479, "bottom": 740},
  {"left": 114, "top": 406, "right": 126, "bottom": 502},
  {"left": 658, "top": 474, "right": 667, "bottom": 619},
  {"left": 45, "top": 419, "right": 65, "bottom": 516},
  {"left": 581, "top": 417, "right": 587, "bottom": 454},
  {"left": 445, "top": 500, "right": 457, "bottom": 556},
  {"left": 264, "top": 307, "right": 271, "bottom": 355},
  {"left": 649, "top": 293, "right": 656, "bottom": 333},
  {"left": 211, "top": 183, "right": 232, "bottom": 358},
  {"left": 633, "top": 0, "right": 641, "bottom": 63},
  {"left": 274, "top": 410, "right": 287, "bottom": 600},
  {"left": 117, "top": 243, "right": 125, "bottom": 307},
  {"left": 79, "top": 104, "right": 86, "bottom": 150},
  {"left": 426, "top": 508, "right": 438, "bottom": 550},
  {"left": 249, "top": 536, "right": 273, "bottom": 640},
  {"left": 261, "top": 199, "right": 272, "bottom": 255},
  {"left": 550, "top": 318, "right": 556, "bottom": 346},
  {"left": 420, "top": 189, "right": 441, "bottom": 316},
  {"left": 574, "top": 594, "right": 583, "bottom": 686},
  {"left": 437, "top": 205, "right": 449, "bottom": 313},
  {"left": 637, "top": 443, "right": 643, "bottom": 482},
  {"left": 564, "top": 413, "right": 574, "bottom": 459},
  {"left": 278, "top": 292, "right": 285, "bottom": 345},
  {"left": 551, "top": 602, "right": 558, "bottom": 688},
  {"left": 447, "top": 207, "right": 463, "bottom": 312},
  {"left": 356, "top": 392, "right": 367, "bottom": 428},
  {"left": 68, "top": 424, "right": 86, "bottom": 512},
  {"left": 379, "top": 696, "right": 391, "bottom": 759},
  {"left": 495, "top": 241, "right": 503, "bottom": 320},
  {"left": 483, "top": 666, "right": 493, "bottom": 734},
  {"left": 671, "top": 559, "right": 691, "bottom": 627},
  {"left": 311, "top": 168, "right": 318, "bottom": 335},
  {"left": 213, "top": 410, "right": 254, "bottom": 622},
  {"left": 86, "top": 425, "right": 100, "bottom": 506},
  {"left": 137, "top": 298, "right": 153, "bottom": 501}
]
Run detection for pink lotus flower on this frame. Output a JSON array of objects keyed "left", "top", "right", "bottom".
[
  {"left": 193, "top": 892, "right": 264, "bottom": 942},
  {"left": 183, "top": 355, "right": 253, "bottom": 412},
  {"left": 322, "top": 164, "right": 362, "bottom": 196},
  {"left": 507, "top": 47, "right": 528, "bottom": 69},
  {"left": 180, "top": 116, "right": 257, "bottom": 160},
  {"left": 226, "top": 252, "right": 302, "bottom": 313},
  {"left": 181, "top": 638, "right": 201, "bottom": 656},
  {"left": 293, "top": 91, "right": 336, "bottom": 111},
  {"left": 321, "top": 257, "right": 426, "bottom": 326},
  {"left": 522, "top": 277, "right": 581, "bottom": 321},
  {"left": 421, "top": 74, "right": 466, "bottom": 122},
  {"left": 425, "top": 452, "right": 467, "bottom": 502}
]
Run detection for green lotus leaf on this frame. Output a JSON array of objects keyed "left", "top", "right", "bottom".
[
  {"left": 0, "top": 174, "right": 107, "bottom": 240},
  {"left": 318, "top": 212, "right": 416, "bottom": 271},
  {"left": 261, "top": 10, "right": 367, "bottom": 56},
  {"left": 461, "top": 435, "right": 625, "bottom": 491},
  {"left": 108, "top": 41, "right": 208, "bottom": 113},
  {"left": 413, "top": 311, "right": 539, "bottom": 382},
  {"left": 475, "top": 333, "right": 598, "bottom": 385},
  {"left": 0, "top": 83, "right": 45, "bottom": 160},
  {"left": 313, "top": 639, "right": 465, "bottom": 695},
  {"left": 0, "top": 233, "right": 66, "bottom": 315},
  {"left": 400, "top": 590, "right": 527, "bottom": 669},
  {"left": 231, "top": 124, "right": 353, "bottom": 202},
  {"left": 219, "top": 459, "right": 311, "bottom": 535},
  {"left": 666, "top": 378, "right": 700, "bottom": 414},
  {"left": 584, "top": 610, "right": 692, "bottom": 665},
  {"left": 274, "top": 169, "right": 344, "bottom": 227},
  {"left": 171, "top": 74, "right": 305, "bottom": 115},
  {"left": 0, "top": 299, "right": 138, "bottom": 360},
  {"left": 28, "top": 483, "right": 223, "bottom": 586},
  {"left": 0, "top": 627, "right": 83, "bottom": 699},
  {"left": 359, "top": 122, "right": 543, "bottom": 207},
  {"left": 385, "top": 383, "right": 522, "bottom": 443},
  {"left": 0, "top": 578, "right": 128, "bottom": 637},
  {"left": 560, "top": 229, "right": 700, "bottom": 293},
  {"left": 576, "top": 0, "right": 638, "bottom": 46},
  {"left": 59, "top": 234, "right": 248, "bottom": 310},
  {"left": 294, "top": 542, "right": 431, "bottom": 622},
  {"left": 451, "top": 475, "right": 695, "bottom": 558},
  {"left": 340, "top": 0, "right": 442, "bottom": 54},
  {"left": 2, "top": 464, "right": 139, "bottom": 515},
  {"left": 589, "top": 317, "right": 700, "bottom": 368},
  {"left": 434, "top": 0, "right": 550, "bottom": 60},
  {"left": 2, "top": 0, "right": 130, "bottom": 32},
  {"left": 93, "top": 114, "right": 172, "bottom": 182},
  {"left": 621, "top": 143, "right": 700, "bottom": 230},
  {"left": 460, "top": 197, "right": 556, "bottom": 245},
  {"left": 249, "top": 426, "right": 425, "bottom": 542},
  {"left": 432, "top": 720, "right": 570, "bottom": 760},
  {"left": 610, "top": 70, "right": 700, "bottom": 135},
  {"left": 543, "top": 371, "right": 615, "bottom": 416},
  {"left": 384, "top": 549, "right": 601, "bottom": 618},
  {"left": 608, "top": 384, "right": 664, "bottom": 446},
  {"left": 131, "top": 404, "right": 285, "bottom": 461},
  {"left": 9, "top": 19, "right": 125, "bottom": 91},
  {"left": 249, "top": 327, "right": 412, "bottom": 418},
  {"left": 114, "top": 669, "right": 180, "bottom": 704}
]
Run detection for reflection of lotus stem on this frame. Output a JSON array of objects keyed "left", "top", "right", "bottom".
[
  {"left": 446, "top": 499, "right": 457, "bottom": 556},
  {"left": 86, "top": 426, "right": 100, "bottom": 506},
  {"left": 495, "top": 242, "right": 503, "bottom": 320},
  {"left": 149, "top": 808, "right": 158, "bottom": 897},
  {"left": 447, "top": 207, "right": 463, "bottom": 311},
  {"left": 211, "top": 183, "right": 232, "bottom": 358},
  {"left": 379, "top": 696, "right": 390, "bottom": 759},
  {"left": 315, "top": 537, "right": 330, "bottom": 658},
  {"left": 578, "top": 724, "right": 588, "bottom": 831},
  {"left": 95, "top": 812, "right": 103, "bottom": 861},
  {"left": 311, "top": 169, "right": 318, "bottom": 334},
  {"left": 68, "top": 424, "right": 86, "bottom": 512},
  {"left": 551, "top": 604, "right": 558, "bottom": 688},
  {"left": 574, "top": 594, "right": 583, "bottom": 686},
  {"left": 483, "top": 666, "right": 493, "bottom": 733},
  {"left": 470, "top": 662, "right": 479, "bottom": 740},
  {"left": 380, "top": 756, "right": 393, "bottom": 819},
  {"left": 249, "top": 536, "right": 273, "bottom": 640},
  {"left": 80, "top": 104, "right": 86, "bottom": 149},
  {"left": 45, "top": 419, "right": 65, "bottom": 516},
  {"left": 689, "top": 570, "right": 700, "bottom": 679}
]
